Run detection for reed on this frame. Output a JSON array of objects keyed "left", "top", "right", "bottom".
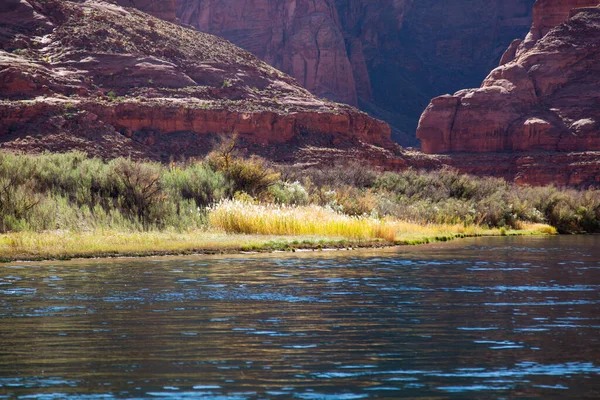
[{"left": 207, "top": 200, "right": 556, "bottom": 242}]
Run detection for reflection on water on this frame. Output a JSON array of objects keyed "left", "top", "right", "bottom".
[{"left": 1, "top": 236, "right": 600, "bottom": 399}]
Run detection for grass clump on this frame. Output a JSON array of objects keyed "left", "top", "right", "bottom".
[
  {"left": 208, "top": 199, "right": 397, "bottom": 241},
  {"left": 207, "top": 200, "right": 553, "bottom": 244}
]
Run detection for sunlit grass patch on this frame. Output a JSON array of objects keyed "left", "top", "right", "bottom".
[
  {"left": 0, "top": 230, "right": 355, "bottom": 261},
  {"left": 208, "top": 200, "right": 398, "bottom": 240},
  {"left": 207, "top": 200, "right": 557, "bottom": 243},
  {"left": 519, "top": 223, "right": 558, "bottom": 235},
  {"left": 0, "top": 219, "right": 556, "bottom": 262}
]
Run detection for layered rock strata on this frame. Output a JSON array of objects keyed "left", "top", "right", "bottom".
[
  {"left": 175, "top": 0, "right": 535, "bottom": 144},
  {"left": 0, "top": 0, "right": 392, "bottom": 160},
  {"left": 176, "top": 0, "right": 358, "bottom": 106},
  {"left": 417, "top": 1, "right": 600, "bottom": 154}
]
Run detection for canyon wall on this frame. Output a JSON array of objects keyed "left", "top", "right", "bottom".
[
  {"left": 0, "top": 0, "right": 393, "bottom": 161},
  {"left": 175, "top": 0, "right": 358, "bottom": 106},
  {"left": 175, "top": 0, "right": 535, "bottom": 145},
  {"left": 417, "top": 0, "right": 600, "bottom": 154}
]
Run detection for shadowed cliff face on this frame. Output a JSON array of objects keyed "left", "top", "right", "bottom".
[
  {"left": 417, "top": 0, "right": 600, "bottom": 154},
  {"left": 354, "top": 0, "right": 535, "bottom": 141},
  {"left": 175, "top": 0, "right": 535, "bottom": 145},
  {"left": 176, "top": 0, "right": 357, "bottom": 107},
  {"left": 0, "top": 0, "right": 393, "bottom": 161}
]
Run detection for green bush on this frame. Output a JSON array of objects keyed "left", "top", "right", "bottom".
[
  {"left": 162, "top": 162, "right": 228, "bottom": 208},
  {"left": 206, "top": 140, "right": 279, "bottom": 197},
  {"left": 0, "top": 151, "right": 598, "bottom": 234},
  {"left": 268, "top": 181, "right": 309, "bottom": 206}
]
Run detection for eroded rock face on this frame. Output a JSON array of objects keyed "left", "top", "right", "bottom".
[
  {"left": 176, "top": 0, "right": 357, "bottom": 106},
  {"left": 115, "top": 0, "right": 177, "bottom": 22},
  {"left": 516, "top": 0, "right": 599, "bottom": 56},
  {"left": 175, "top": 0, "right": 535, "bottom": 144},
  {"left": 417, "top": 1, "right": 600, "bottom": 154},
  {"left": 0, "top": 0, "right": 392, "bottom": 161}
]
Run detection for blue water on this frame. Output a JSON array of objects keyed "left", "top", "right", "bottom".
[{"left": 1, "top": 236, "right": 599, "bottom": 399}]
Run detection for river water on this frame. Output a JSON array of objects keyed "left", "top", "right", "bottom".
[{"left": 1, "top": 236, "right": 599, "bottom": 399}]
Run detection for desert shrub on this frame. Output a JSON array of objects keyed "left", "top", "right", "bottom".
[
  {"left": 224, "top": 156, "right": 280, "bottom": 197},
  {"left": 0, "top": 179, "right": 41, "bottom": 232},
  {"left": 374, "top": 168, "right": 509, "bottom": 202},
  {"left": 207, "top": 141, "right": 279, "bottom": 197},
  {"left": 375, "top": 169, "right": 438, "bottom": 200},
  {"left": 109, "top": 158, "right": 166, "bottom": 227},
  {"left": 308, "top": 187, "right": 344, "bottom": 213},
  {"left": 0, "top": 155, "right": 42, "bottom": 232},
  {"left": 331, "top": 186, "right": 379, "bottom": 216},
  {"left": 162, "top": 162, "right": 228, "bottom": 208},
  {"left": 280, "top": 162, "right": 378, "bottom": 189},
  {"left": 268, "top": 181, "right": 309, "bottom": 206},
  {"left": 575, "top": 190, "right": 600, "bottom": 233},
  {"left": 28, "top": 152, "right": 109, "bottom": 207}
]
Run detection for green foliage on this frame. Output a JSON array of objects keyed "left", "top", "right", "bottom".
[
  {"left": 281, "top": 164, "right": 600, "bottom": 233},
  {"left": 282, "top": 162, "right": 377, "bottom": 189},
  {"left": 0, "top": 155, "right": 41, "bottom": 232},
  {"left": 206, "top": 137, "right": 280, "bottom": 197},
  {"left": 162, "top": 162, "right": 228, "bottom": 208},
  {"left": 223, "top": 156, "right": 279, "bottom": 197},
  {"left": 110, "top": 158, "right": 164, "bottom": 227},
  {"left": 0, "top": 152, "right": 597, "bottom": 234},
  {"left": 268, "top": 181, "right": 309, "bottom": 206},
  {"left": 0, "top": 152, "right": 207, "bottom": 232}
]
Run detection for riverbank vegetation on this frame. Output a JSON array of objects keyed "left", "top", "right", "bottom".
[{"left": 0, "top": 147, "right": 597, "bottom": 259}]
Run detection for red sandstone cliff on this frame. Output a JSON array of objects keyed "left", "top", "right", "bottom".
[
  {"left": 3, "top": 0, "right": 598, "bottom": 187},
  {"left": 0, "top": 0, "right": 393, "bottom": 161},
  {"left": 175, "top": 0, "right": 535, "bottom": 145},
  {"left": 176, "top": 0, "right": 358, "bottom": 106},
  {"left": 517, "top": 0, "right": 599, "bottom": 55},
  {"left": 417, "top": 0, "right": 600, "bottom": 154}
]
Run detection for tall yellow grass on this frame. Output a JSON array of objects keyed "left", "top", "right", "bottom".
[{"left": 207, "top": 200, "right": 526, "bottom": 242}]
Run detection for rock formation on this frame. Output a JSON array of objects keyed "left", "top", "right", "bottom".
[
  {"left": 176, "top": 0, "right": 357, "bottom": 107},
  {"left": 175, "top": 0, "right": 536, "bottom": 145},
  {"left": 0, "top": 0, "right": 393, "bottom": 161},
  {"left": 115, "top": 0, "right": 177, "bottom": 22},
  {"left": 517, "top": 0, "right": 599, "bottom": 55},
  {"left": 417, "top": 0, "right": 600, "bottom": 154},
  {"left": 2, "top": 0, "right": 598, "bottom": 187}
]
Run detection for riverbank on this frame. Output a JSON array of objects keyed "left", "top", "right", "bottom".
[
  {"left": 0, "top": 223, "right": 555, "bottom": 262},
  {"left": 1, "top": 150, "right": 595, "bottom": 262}
]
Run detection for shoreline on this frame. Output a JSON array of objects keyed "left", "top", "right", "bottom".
[{"left": 0, "top": 225, "right": 555, "bottom": 263}]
